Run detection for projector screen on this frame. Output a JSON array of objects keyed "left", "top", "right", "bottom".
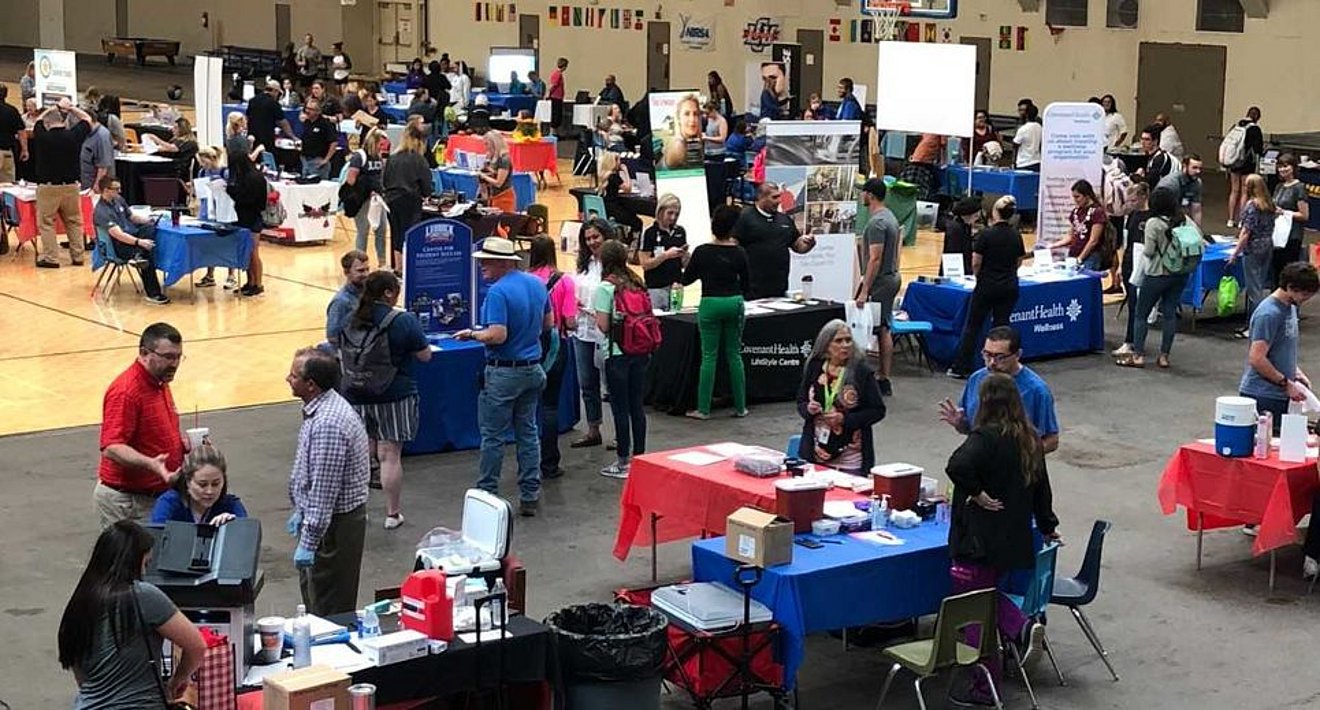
[
  {"left": 487, "top": 47, "right": 536, "bottom": 89},
  {"left": 873, "top": 42, "right": 976, "bottom": 138}
]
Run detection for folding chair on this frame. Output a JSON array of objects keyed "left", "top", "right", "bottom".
[
  {"left": 891, "top": 319, "right": 936, "bottom": 373},
  {"left": 90, "top": 226, "right": 142, "bottom": 299}
]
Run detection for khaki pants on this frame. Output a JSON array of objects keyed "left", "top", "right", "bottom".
[
  {"left": 0, "top": 150, "right": 14, "bottom": 184},
  {"left": 93, "top": 481, "right": 157, "bottom": 528},
  {"left": 298, "top": 504, "right": 367, "bottom": 616},
  {"left": 37, "top": 182, "right": 84, "bottom": 264}
]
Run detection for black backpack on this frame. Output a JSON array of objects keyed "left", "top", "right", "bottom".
[{"left": 339, "top": 310, "right": 402, "bottom": 397}]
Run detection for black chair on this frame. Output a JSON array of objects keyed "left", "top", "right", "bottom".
[{"left": 1049, "top": 520, "right": 1120, "bottom": 682}]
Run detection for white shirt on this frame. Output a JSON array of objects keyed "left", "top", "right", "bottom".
[
  {"left": 1013, "top": 122, "right": 1042, "bottom": 168},
  {"left": 575, "top": 259, "right": 605, "bottom": 343},
  {"left": 1159, "top": 122, "right": 1185, "bottom": 160},
  {"left": 1104, "top": 112, "right": 1129, "bottom": 149},
  {"left": 447, "top": 72, "right": 471, "bottom": 108}
]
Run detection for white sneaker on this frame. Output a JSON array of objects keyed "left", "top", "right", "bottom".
[
  {"left": 1226, "top": 220, "right": 1236, "bottom": 229},
  {"left": 600, "top": 462, "right": 630, "bottom": 479},
  {"left": 384, "top": 513, "right": 405, "bottom": 530},
  {"left": 1242, "top": 524, "right": 1257, "bottom": 537},
  {"left": 1112, "top": 343, "right": 1134, "bottom": 357},
  {"left": 1020, "top": 621, "right": 1045, "bottom": 669},
  {"left": 224, "top": 273, "right": 240, "bottom": 290},
  {"left": 1304, "top": 556, "right": 1319, "bottom": 579},
  {"left": 1147, "top": 310, "right": 1160, "bottom": 325}
]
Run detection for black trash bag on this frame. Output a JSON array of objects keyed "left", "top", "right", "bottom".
[{"left": 546, "top": 603, "right": 668, "bottom": 683}]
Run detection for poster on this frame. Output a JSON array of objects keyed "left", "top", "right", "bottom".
[
  {"left": 403, "top": 219, "right": 475, "bottom": 335},
  {"left": 678, "top": 13, "right": 716, "bottom": 51},
  {"left": 764, "top": 121, "right": 862, "bottom": 303},
  {"left": 33, "top": 49, "right": 76, "bottom": 107},
  {"left": 648, "top": 91, "right": 706, "bottom": 175},
  {"left": 1039, "top": 102, "right": 1106, "bottom": 246},
  {"left": 771, "top": 43, "right": 801, "bottom": 120}
]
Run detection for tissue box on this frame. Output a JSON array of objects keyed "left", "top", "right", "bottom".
[
  {"left": 263, "top": 665, "right": 350, "bottom": 710},
  {"left": 359, "top": 629, "right": 429, "bottom": 666}
]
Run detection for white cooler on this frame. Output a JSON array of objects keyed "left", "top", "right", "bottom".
[
  {"left": 651, "top": 582, "right": 772, "bottom": 632},
  {"left": 1215, "top": 396, "right": 1257, "bottom": 458}
]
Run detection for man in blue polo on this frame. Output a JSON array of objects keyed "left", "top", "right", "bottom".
[
  {"left": 938, "top": 325, "right": 1060, "bottom": 454},
  {"left": 835, "top": 78, "right": 864, "bottom": 121},
  {"left": 455, "top": 236, "right": 550, "bottom": 516}
]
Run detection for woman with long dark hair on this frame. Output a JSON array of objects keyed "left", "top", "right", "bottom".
[
  {"left": 226, "top": 150, "right": 268, "bottom": 296},
  {"left": 58, "top": 521, "right": 207, "bottom": 709},
  {"left": 150, "top": 445, "right": 248, "bottom": 525},
  {"left": 1271, "top": 152, "right": 1310, "bottom": 284},
  {"left": 1099, "top": 93, "right": 1128, "bottom": 150},
  {"left": 707, "top": 71, "right": 734, "bottom": 119},
  {"left": 950, "top": 196, "right": 1026, "bottom": 377},
  {"left": 795, "top": 320, "right": 886, "bottom": 474},
  {"left": 1053, "top": 178, "right": 1108, "bottom": 271},
  {"left": 1120, "top": 187, "right": 1193, "bottom": 368},
  {"left": 682, "top": 204, "right": 751, "bottom": 420},
  {"left": 571, "top": 218, "right": 616, "bottom": 449},
  {"left": 945, "top": 372, "right": 1059, "bottom": 705},
  {"left": 595, "top": 240, "right": 651, "bottom": 479}
]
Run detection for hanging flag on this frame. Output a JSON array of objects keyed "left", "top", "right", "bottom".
[
  {"left": 573, "top": 7, "right": 581, "bottom": 26},
  {"left": 598, "top": 8, "right": 607, "bottom": 26},
  {"left": 828, "top": 18, "right": 841, "bottom": 42},
  {"left": 561, "top": 6, "right": 569, "bottom": 25},
  {"left": 860, "top": 18, "right": 873, "bottom": 43},
  {"left": 548, "top": 5, "right": 557, "bottom": 24},
  {"left": 923, "top": 22, "right": 936, "bottom": 42},
  {"left": 496, "top": 4, "right": 504, "bottom": 22},
  {"left": 1016, "top": 26, "right": 1028, "bottom": 51}
]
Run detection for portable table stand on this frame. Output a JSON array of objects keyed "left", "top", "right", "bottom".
[{"left": 471, "top": 590, "right": 509, "bottom": 710}]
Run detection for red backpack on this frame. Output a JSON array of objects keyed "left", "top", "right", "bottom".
[{"left": 611, "top": 283, "right": 663, "bottom": 356}]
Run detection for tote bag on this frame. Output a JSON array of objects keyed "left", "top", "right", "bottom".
[{"left": 1272, "top": 210, "right": 1296, "bottom": 249}]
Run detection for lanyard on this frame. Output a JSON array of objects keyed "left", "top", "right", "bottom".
[{"left": 821, "top": 366, "right": 843, "bottom": 412}]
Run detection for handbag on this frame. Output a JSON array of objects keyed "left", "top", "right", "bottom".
[
  {"left": 1217, "top": 276, "right": 1240, "bottom": 317},
  {"left": 1129, "top": 242, "right": 1147, "bottom": 287},
  {"left": 1272, "top": 210, "right": 1295, "bottom": 249}
]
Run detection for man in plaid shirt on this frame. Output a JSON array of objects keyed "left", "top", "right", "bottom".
[{"left": 285, "top": 347, "right": 371, "bottom": 616}]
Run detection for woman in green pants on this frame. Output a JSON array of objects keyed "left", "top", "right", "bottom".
[{"left": 681, "top": 205, "right": 752, "bottom": 419}]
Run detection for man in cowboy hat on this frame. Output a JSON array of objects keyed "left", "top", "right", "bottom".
[{"left": 455, "top": 237, "right": 551, "bottom": 516}]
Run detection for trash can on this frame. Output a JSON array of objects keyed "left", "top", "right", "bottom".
[{"left": 547, "top": 603, "right": 668, "bottom": 710}]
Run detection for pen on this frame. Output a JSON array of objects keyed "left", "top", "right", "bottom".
[{"left": 345, "top": 640, "right": 361, "bottom": 654}]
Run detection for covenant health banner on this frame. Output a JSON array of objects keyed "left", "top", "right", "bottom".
[{"left": 1039, "top": 103, "right": 1106, "bottom": 244}]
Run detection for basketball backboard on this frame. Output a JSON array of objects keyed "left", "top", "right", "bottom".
[{"left": 860, "top": 0, "right": 957, "bottom": 19}]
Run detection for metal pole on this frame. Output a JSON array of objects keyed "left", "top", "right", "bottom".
[
  {"left": 1196, "top": 512, "right": 1204, "bottom": 571},
  {"left": 650, "top": 513, "right": 658, "bottom": 583}
]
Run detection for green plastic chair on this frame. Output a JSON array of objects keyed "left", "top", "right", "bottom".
[{"left": 875, "top": 588, "right": 1004, "bottom": 710}]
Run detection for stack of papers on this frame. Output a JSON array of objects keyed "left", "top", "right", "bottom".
[
  {"left": 805, "top": 468, "right": 873, "bottom": 493},
  {"left": 669, "top": 450, "right": 726, "bottom": 466}
]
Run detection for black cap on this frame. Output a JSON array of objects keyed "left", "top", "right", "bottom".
[
  {"left": 951, "top": 196, "right": 982, "bottom": 217},
  {"left": 861, "top": 178, "right": 887, "bottom": 200}
]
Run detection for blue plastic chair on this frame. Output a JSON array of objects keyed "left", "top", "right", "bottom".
[
  {"left": 785, "top": 434, "right": 802, "bottom": 458},
  {"left": 90, "top": 226, "right": 141, "bottom": 299},
  {"left": 1, "top": 191, "right": 32, "bottom": 256},
  {"left": 580, "top": 192, "right": 608, "bottom": 222},
  {"left": 891, "top": 318, "right": 935, "bottom": 373},
  {"left": 1050, "top": 520, "right": 1119, "bottom": 682},
  {"left": 1003, "top": 542, "right": 1064, "bottom": 708}
]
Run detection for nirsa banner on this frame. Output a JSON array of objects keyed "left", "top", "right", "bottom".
[{"left": 678, "top": 14, "right": 716, "bottom": 52}]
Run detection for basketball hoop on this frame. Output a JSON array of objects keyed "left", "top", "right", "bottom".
[{"left": 865, "top": 1, "right": 911, "bottom": 41}]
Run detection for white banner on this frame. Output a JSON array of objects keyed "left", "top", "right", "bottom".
[
  {"left": 677, "top": 13, "right": 716, "bottom": 52},
  {"left": 33, "top": 49, "right": 76, "bottom": 107},
  {"left": 194, "top": 55, "right": 226, "bottom": 149},
  {"left": 1039, "top": 102, "right": 1106, "bottom": 243}
]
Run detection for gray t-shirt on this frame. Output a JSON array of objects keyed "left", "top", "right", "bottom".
[
  {"left": 74, "top": 581, "right": 177, "bottom": 710},
  {"left": 1273, "top": 181, "right": 1308, "bottom": 245},
  {"left": 863, "top": 207, "right": 901, "bottom": 290},
  {"left": 1239, "top": 295, "right": 1298, "bottom": 403},
  {"left": 1156, "top": 172, "right": 1202, "bottom": 207},
  {"left": 80, "top": 125, "right": 115, "bottom": 190}
]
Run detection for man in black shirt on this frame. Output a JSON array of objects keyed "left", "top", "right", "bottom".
[
  {"left": 0, "top": 85, "right": 26, "bottom": 186},
  {"left": 299, "top": 98, "right": 339, "bottom": 180},
  {"left": 733, "top": 182, "right": 816, "bottom": 299},
  {"left": 598, "top": 75, "right": 626, "bottom": 110},
  {"left": 246, "top": 81, "right": 294, "bottom": 156},
  {"left": 32, "top": 99, "right": 93, "bottom": 268}
]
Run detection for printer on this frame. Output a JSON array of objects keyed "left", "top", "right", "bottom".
[{"left": 144, "top": 519, "right": 264, "bottom": 687}]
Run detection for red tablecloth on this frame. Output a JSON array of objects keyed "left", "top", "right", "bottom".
[
  {"left": 1157, "top": 442, "right": 1319, "bottom": 556},
  {"left": 612, "top": 444, "right": 866, "bottom": 561},
  {"left": 445, "top": 133, "right": 558, "bottom": 176},
  {"left": 11, "top": 192, "right": 96, "bottom": 239}
]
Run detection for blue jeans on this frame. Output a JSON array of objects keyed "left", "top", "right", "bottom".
[
  {"left": 605, "top": 353, "right": 649, "bottom": 465},
  {"left": 1080, "top": 252, "right": 1104, "bottom": 272},
  {"left": 353, "top": 206, "right": 387, "bottom": 263},
  {"left": 573, "top": 337, "right": 604, "bottom": 426},
  {"left": 1242, "top": 248, "right": 1273, "bottom": 318},
  {"left": 1131, "top": 273, "right": 1189, "bottom": 356},
  {"left": 477, "top": 365, "right": 546, "bottom": 502},
  {"left": 302, "top": 156, "right": 332, "bottom": 180}
]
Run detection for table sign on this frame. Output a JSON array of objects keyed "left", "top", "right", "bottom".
[
  {"left": 941, "top": 254, "right": 965, "bottom": 280},
  {"left": 403, "top": 218, "right": 475, "bottom": 335},
  {"left": 33, "top": 49, "right": 77, "bottom": 107}
]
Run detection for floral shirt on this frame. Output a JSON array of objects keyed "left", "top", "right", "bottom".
[
  {"left": 1239, "top": 202, "right": 1275, "bottom": 256},
  {"left": 807, "top": 366, "right": 863, "bottom": 473}
]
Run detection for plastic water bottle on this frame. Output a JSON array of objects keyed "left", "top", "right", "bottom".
[
  {"left": 360, "top": 606, "right": 381, "bottom": 639},
  {"left": 292, "top": 604, "right": 312, "bottom": 669},
  {"left": 1254, "top": 414, "right": 1271, "bottom": 459},
  {"left": 490, "top": 578, "right": 508, "bottom": 630},
  {"left": 669, "top": 284, "right": 683, "bottom": 312},
  {"left": 879, "top": 495, "right": 891, "bottom": 530},
  {"left": 870, "top": 494, "right": 883, "bottom": 532}
]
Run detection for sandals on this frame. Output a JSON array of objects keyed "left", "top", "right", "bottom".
[
  {"left": 1156, "top": 355, "right": 1170, "bottom": 369},
  {"left": 1114, "top": 353, "right": 1145, "bottom": 368},
  {"left": 570, "top": 434, "right": 603, "bottom": 449}
]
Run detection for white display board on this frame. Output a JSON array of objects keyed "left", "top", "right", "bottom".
[
  {"left": 765, "top": 120, "right": 862, "bottom": 303},
  {"left": 33, "top": 49, "right": 76, "bottom": 107},
  {"left": 873, "top": 42, "right": 975, "bottom": 138},
  {"left": 193, "top": 55, "right": 225, "bottom": 148},
  {"left": 487, "top": 47, "right": 536, "bottom": 89},
  {"left": 1039, "top": 102, "right": 1105, "bottom": 244},
  {"left": 653, "top": 171, "right": 712, "bottom": 248}
]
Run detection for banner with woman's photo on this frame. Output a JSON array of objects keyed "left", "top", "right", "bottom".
[
  {"left": 647, "top": 91, "right": 713, "bottom": 248},
  {"left": 763, "top": 120, "right": 863, "bottom": 303}
]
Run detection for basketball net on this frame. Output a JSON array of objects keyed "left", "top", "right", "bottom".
[{"left": 866, "top": 2, "right": 910, "bottom": 41}]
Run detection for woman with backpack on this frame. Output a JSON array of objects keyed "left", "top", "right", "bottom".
[
  {"left": 1118, "top": 188, "right": 1195, "bottom": 369},
  {"left": 1228, "top": 173, "right": 1279, "bottom": 338},
  {"left": 1052, "top": 179, "right": 1109, "bottom": 272},
  {"left": 681, "top": 204, "right": 751, "bottom": 420},
  {"left": 594, "top": 240, "right": 656, "bottom": 479},
  {"left": 345, "top": 127, "right": 389, "bottom": 267},
  {"left": 1224, "top": 107, "right": 1263, "bottom": 230},
  {"left": 529, "top": 236, "right": 576, "bottom": 481}
]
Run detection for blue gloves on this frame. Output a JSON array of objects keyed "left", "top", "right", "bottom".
[
  {"left": 286, "top": 511, "right": 302, "bottom": 536},
  {"left": 293, "top": 546, "right": 316, "bottom": 568}
]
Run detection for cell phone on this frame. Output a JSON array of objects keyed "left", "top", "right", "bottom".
[{"left": 795, "top": 538, "right": 824, "bottom": 550}]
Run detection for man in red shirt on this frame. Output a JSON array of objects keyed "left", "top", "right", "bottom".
[
  {"left": 95, "top": 322, "right": 189, "bottom": 527},
  {"left": 547, "top": 57, "right": 568, "bottom": 137}
]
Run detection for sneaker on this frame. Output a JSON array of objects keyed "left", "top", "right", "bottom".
[
  {"left": 383, "top": 513, "right": 405, "bottom": 530},
  {"left": 239, "top": 284, "right": 265, "bottom": 297},
  {"left": 36, "top": 259, "right": 60, "bottom": 269},
  {"left": 732, "top": 409, "right": 750, "bottom": 418},
  {"left": 1147, "top": 309, "right": 1160, "bottom": 325},
  {"left": 519, "top": 499, "right": 539, "bottom": 517},
  {"left": 542, "top": 467, "right": 565, "bottom": 480},
  {"left": 1226, "top": 219, "right": 1236, "bottom": 229},
  {"left": 1020, "top": 621, "right": 1045, "bottom": 668},
  {"left": 878, "top": 378, "right": 893, "bottom": 397},
  {"left": 1305, "top": 556, "right": 1319, "bottom": 579},
  {"left": 1242, "top": 524, "right": 1258, "bottom": 537},
  {"left": 143, "top": 295, "right": 171, "bottom": 306},
  {"left": 224, "top": 273, "right": 240, "bottom": 290},
  {"left": 684, "top": 410, "right": 710, "bottom": 420},
  {"left": 946, "top": 368, "right": 968, "bottom": 380},
  {"left": 1112, "top": 343, "right": 1134, "bottom": 357},
  {"left": 196, "top": 276, "right": 216, "bottom": 287},
  {"left": 600, "top": 462, "right": 630, "bottom": 479}
]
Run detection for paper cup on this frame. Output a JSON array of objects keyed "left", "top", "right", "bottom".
[
  {"left": 256, "top": 616, "right": 285, "bottom": 663},
  {"left": 185, "top": 427, "right": 209, "bottom": 450}
]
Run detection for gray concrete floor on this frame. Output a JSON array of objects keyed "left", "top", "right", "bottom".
[{"left": 4, "top": 298, "right": 1320, "bottom": 709}]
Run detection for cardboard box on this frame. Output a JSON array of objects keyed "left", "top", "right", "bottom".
[
  {"left": 725, "top": 507, "right": 794, "bottom": 567},
  {"left": 263, "top": 665, "right": 350, "bottom": 710},
  {"left": 359, "top": 628, "right": 429, "bottom": 666}
]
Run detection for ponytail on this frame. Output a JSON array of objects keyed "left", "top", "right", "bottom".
[{"left": 353, "top": 270, "right": 400, "bottom": 325}]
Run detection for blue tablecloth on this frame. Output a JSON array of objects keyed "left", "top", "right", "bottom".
[
  {"left": 943, "top": 167, "right": 1040, "bottom": 212},
  {"left": 433, "top": 168, "right": 536, "bottom": 211},
  {"left": 472, "top": 92, "right": 537, "bottom": 115},
  {"left": 152, "top": 223, "right": 253, "bottom": 288},
  {"left": 901, "top": 274, "right": 1105, "bottom": 367},
  {"left": 382, "top": 80, "right": 408, "bottom": 97},
  {"left": 405, "top": 338, "right": 581, "bottom": 456},
  {"left": 692, "top": 522, "right": 952, "bottom": 688},
  {"left": 1182, "top": 241, "right": 1244, "bottom": 310},
  {"left": 381, "top": 104, "right": 409, "bottom": 123}
]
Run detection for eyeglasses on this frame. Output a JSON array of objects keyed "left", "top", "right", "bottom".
[
  {"left": 147, "top": 349, "right": 185, "bottom": 363},
  {"left": 981, "top": 350, "right": 1018, "bottom": 363}
]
